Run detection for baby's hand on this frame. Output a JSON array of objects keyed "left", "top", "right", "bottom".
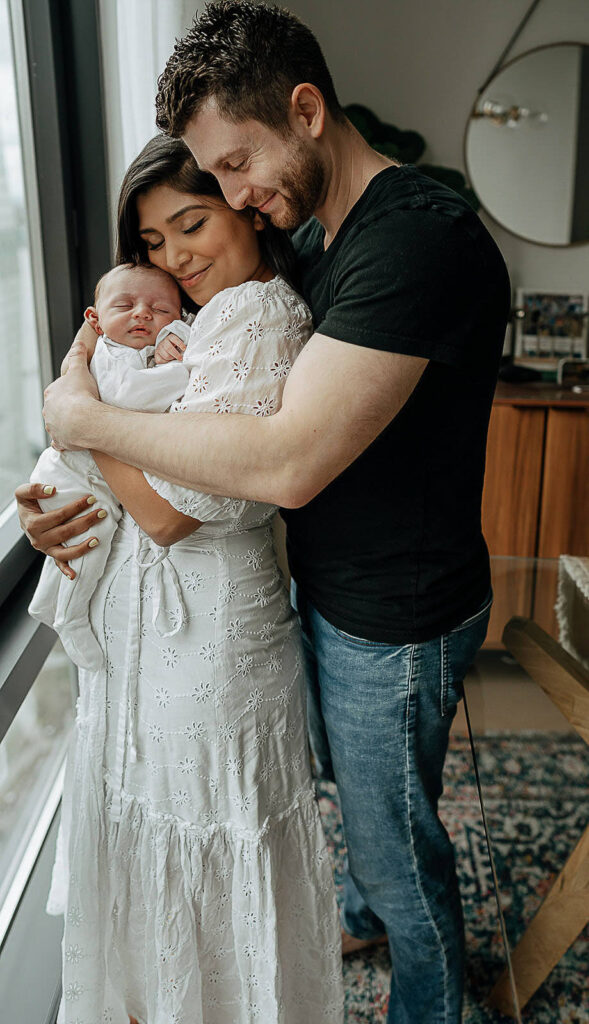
[{"left": 155, "top": 333, "right": 187, "bottom": 364}]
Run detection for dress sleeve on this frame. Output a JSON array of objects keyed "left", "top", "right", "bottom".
[{"left": 144, "top": 278, "right": 312, "bottom": 522}]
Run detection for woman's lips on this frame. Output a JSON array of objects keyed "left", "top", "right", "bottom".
[{"left": 178, "top": 264, "right": 212, "bottom": 288}]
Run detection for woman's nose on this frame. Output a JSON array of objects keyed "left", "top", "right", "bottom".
[{"left": 165, "top": 241, "right": 191, "bottom": 271}]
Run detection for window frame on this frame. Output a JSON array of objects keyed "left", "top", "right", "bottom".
[
  {"left": 0, "top": 0, "right": 110, "bottom": 1004},
  {"left": 0, "top": 0, "right": 110, "bottom": 707}
]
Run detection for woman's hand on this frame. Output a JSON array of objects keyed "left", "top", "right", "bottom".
[
  {"left": 154, "top": 332, "right": 187, "bottom": 364},
  {"left": 15, "top": 483, "right": 105, "bottom": 579}
]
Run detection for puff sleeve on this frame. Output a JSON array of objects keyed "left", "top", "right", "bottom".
[{"left": 144, "top": 276, "right": 312, "bottom": 523}]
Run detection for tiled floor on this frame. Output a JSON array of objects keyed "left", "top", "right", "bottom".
[{"left": 453, "top": 648, "right": 574, "bottom": 736}]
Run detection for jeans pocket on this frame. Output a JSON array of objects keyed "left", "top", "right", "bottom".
[
  {"left": 330, "top": 623, "right": 393, "bottom": 649},
  {"left": 448, "top": 590, "right": 493, "bottom": 635},
  {"left": 441, "top": 595, "right": 492, "bottom": 716}
]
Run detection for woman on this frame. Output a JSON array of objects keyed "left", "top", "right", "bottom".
[{"left": 40, "top": 136, "right": 344, "bottom": 1024}]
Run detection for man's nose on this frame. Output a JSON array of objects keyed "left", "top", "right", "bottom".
[{"left": 221, "top": 176, "right": 251, "bottom": 211}]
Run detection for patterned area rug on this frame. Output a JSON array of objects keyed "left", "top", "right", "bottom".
[{"left": 316, "top": 733, "right": 589, "bottom": 1023}]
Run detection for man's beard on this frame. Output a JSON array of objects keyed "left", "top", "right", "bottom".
[{"left": 269, "top": 142, "right": 325, "bottom": 230}]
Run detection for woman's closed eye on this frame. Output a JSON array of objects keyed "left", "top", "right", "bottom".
[{"left": 183, "top": 217, "right": 206, "bottom": 235}]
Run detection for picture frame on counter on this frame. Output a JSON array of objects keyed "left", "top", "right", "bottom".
[{"left": 514, "top": 289, "right": 588, "bottom": 371}]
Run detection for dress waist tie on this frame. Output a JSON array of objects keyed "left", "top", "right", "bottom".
[{"left": 109, "top": 526, "right": 186, "bottom": 822}]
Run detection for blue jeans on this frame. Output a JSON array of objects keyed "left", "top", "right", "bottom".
[{"left": 291, "top": 583, "right": 492, "bottom": 1024}]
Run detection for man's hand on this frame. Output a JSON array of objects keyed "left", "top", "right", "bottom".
[
  {"left": 15, "top": 483, "right": 105, "bottom": 579},
  {"left": 61, "top": 320, "right": 99, "bottom": 374},
  {"left": 43, "top": 340, "right": 100, "bottom": 450},
  {"left": 155, "top": 332, "right": 187, "bottom": 364}
]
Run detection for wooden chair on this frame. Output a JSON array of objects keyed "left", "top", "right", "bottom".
[{"left": 488, "top": 616, "right": 589, "bottom": 1017}]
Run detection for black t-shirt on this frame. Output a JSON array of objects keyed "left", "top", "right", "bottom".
[{"left": 282, "top": 164, "right": 511, "bottom": 644}]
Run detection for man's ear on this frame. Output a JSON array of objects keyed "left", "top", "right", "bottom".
[
  {"left": 84, "top": 306, "right": 103, "bottom": 335},
  {"left": 290, "top": 83, "right": 325, "bottom": 139}
]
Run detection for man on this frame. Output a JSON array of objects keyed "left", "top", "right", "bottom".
[{"left": 19, "top": 4, "right": 510, "bottom": 1021}]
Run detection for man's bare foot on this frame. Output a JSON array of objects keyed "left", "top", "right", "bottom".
[{"left": 341, "top": 928, "right": 388, "bottom": 956}]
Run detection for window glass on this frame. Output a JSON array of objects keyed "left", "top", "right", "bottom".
[
  {"left": 0, "top": 0, "right": 46, "bottom": 514},
  {"left": 0, "top": 642, "right": 76, "bottom": 927}
]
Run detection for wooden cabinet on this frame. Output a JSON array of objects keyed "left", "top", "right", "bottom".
[
  {"left": 482, "top": 405, "right": 545, "bottom": 557},
  {"left": 482, "top": 384, "right": 589, "bottom": 644},
  {"left": 538, "top": 408, "right": 589, "bottom": 557}
]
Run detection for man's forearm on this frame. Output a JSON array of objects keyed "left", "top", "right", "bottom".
[
  {"left": 44, "top": 332, "right": 428, "bottom": 512},
  {"left": 81, "top": 399, "right": 295, "bottom": 506}
]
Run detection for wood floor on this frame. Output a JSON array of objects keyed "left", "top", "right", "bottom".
[{"left": 453, "top": 649, "right": 574, "bottom": 736}]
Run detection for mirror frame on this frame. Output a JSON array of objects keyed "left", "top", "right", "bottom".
[{"left": 463, "top": 41, "right": 589, "bottom": 249}]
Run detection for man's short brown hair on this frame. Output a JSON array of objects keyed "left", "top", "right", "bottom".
[{"left": 155, "top": 1, "right": 344, "bottom": 138}]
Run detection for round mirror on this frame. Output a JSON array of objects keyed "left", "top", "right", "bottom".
[{"left": 465, "top": 43, "right": 589, "bottom": 246}]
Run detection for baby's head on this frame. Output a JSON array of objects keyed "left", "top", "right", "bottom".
[{"left": 84, "top": 263, "right": 182, "bottom": 349}]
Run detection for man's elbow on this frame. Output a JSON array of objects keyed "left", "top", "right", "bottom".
[{"left": 272, "top": 464, "right": 326, "bottom": 510}]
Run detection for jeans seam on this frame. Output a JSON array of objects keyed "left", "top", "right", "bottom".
[
  {"left": 404, "top": 642, "right": 451, "bottom": 1024},
  {"left": 440, "top": 634, "right": 449, "bottom": 718}
]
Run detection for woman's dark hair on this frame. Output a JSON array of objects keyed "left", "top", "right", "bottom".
[{"left": 116, "top": 134, "right": 300, "bottom": 310}]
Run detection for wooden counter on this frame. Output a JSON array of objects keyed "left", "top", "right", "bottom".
[
  {"left": 483, "top": 381, "right": 589, "bottom": 645},
  {"left": 493, "top": 381, "right": 589, "bottom": 409}
]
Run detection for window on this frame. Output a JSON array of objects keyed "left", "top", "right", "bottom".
[
  {"left": 0, "top": 641, "right": 76, "bottom": 943},
  {"left": 0, "top": 3, "right": 110, "bottom": 1019},
  {"left": 0, "top": 0, "right": 47, "bottom": 514}
]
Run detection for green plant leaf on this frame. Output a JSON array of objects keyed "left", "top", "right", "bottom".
[
  {"left": 418, "top": 164, "right": 480, "bottom": 210},
  {"left": 343, "top": 103, "right": 383, "bottom": 143},
  {"left": 343, "top": 103, "right": 479, "bottom": 209},
  {"left": 373, "top": 141, "right": 401, "bottom": 159}
]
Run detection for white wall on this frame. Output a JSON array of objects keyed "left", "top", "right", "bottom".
[{"left": 287, "top": 0, "right": 589, "bottom": 294}]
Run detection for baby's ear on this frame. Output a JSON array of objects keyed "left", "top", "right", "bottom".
[{"left": 84, "top": 306, "right": 103, "bottom": 335}]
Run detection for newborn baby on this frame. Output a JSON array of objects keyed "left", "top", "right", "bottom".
[{"left": 29, "top": 263, "right": 190, "bottom": 669}]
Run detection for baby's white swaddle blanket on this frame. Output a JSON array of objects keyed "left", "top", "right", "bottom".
[{"left": 28, "top": 324, "right": 190, "bottom": 669}]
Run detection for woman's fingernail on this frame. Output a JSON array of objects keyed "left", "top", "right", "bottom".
[
  {"left": 96, "top": 509, "right": 108, "bottom": 519},
  {"left": 88, "top": 538, "right": 99, "bottom": 548},
  {"left": 43, "top": 485, "right": 55, "bottom": 495},
  {"left": 86, "top": 495, "right": 96, "bottom": 505}
]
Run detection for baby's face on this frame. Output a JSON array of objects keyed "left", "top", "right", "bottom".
[{"left": 96, "top": 266, "right": 181, "bottom": 349}]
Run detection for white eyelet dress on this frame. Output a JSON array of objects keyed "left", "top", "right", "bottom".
[{"left": 49, "top": 277, "right": 344, "bottom": 1024}]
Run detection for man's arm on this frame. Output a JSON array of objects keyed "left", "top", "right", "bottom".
[
  {"left": 43, "top": 335, "right": 428, "bottom": 508},
  {"left": 91, "top": 452, "right": 201, "bottom": 546}
]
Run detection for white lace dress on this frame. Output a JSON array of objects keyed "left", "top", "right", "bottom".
[{"left": 49, "top": 277, "right": 344, "bottom": 1024}]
